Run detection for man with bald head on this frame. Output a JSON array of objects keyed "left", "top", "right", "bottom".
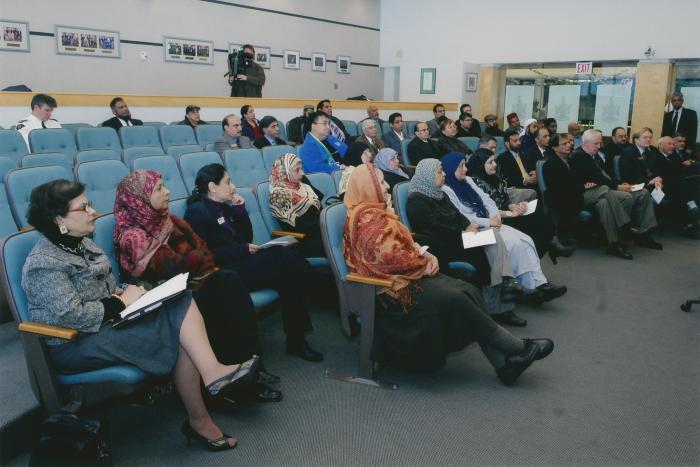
[{"left": 363, "top": 104, "right": 386, "bottom": 134}]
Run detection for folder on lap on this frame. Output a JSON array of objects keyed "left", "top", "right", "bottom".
[
  {"left": 461, "top": 228, "right": 496, "bottom": 249},
  {"left": 112, "top": 273, "right": 189, "bottom": 328}
]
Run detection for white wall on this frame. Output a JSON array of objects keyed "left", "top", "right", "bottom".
[
  {"left": 0, "top": 0, "right": 383, "bottom": 99},
  {"left": 381, "top": 0, "right": 700, "bottom": 104}
]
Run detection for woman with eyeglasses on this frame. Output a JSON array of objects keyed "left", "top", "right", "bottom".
[{"left": 22, "top": 179, "right": 257, "bottom": 451}]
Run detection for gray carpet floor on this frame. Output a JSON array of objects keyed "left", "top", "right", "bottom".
[{"left": 9, "top": 233, "right": 700, "bottom": 466}]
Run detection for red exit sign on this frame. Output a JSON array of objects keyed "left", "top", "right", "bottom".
[{"left": 576, "top": 62, "right": 593, "bottom": 75}]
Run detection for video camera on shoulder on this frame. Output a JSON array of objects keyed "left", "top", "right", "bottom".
[{"left": 228, "top": 47, "right": 254, "bottom": 77}]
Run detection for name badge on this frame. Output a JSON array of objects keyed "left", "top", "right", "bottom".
[
  {"left": 217, "top": 217, "right": 225, "bottom": 225},
  {"left": 230, "top": 143, "right": 238, "bottom": 148}
]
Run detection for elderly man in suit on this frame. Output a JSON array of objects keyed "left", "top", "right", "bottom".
[
  {"left": 101, "top": 97, "right": 143, "bottom": 132},
  {"left": 356, "top": 119, "right": 384, "bottom": 157},
  {"left": 383, "top": 112, "right": 407, "bottom": 157},
  {"left": 213, "top": 114, "right": 252, "bottom": 156},
  {"left": 662, "top": 92, "right": 697, "bottom": 149}
]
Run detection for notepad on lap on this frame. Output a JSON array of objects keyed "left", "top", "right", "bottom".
[
  {"left": 523, "top": 199, "right": 538, "bottom": 216},
  {"left": 260, "top": 236, "right": 299, "bottom": 248},
  {"left": 462, "top": 228, "right": 497, "bottom": 249},
  {"left": 113, "top": 273, "right": 189, "bottom": 328},
  {"left": 630, "top": 183, "right": 645, "bottom": 192}
]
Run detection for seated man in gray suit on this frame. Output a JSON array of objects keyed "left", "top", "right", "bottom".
[
  {"left": 384, "top": 112, "right": 408, "bottom": 157},
  {"left": 426, "top": 103, "right": 445, "bottom": 136},
  {"left": 213, "top": 114, "right": 252, "bottom": 156}
]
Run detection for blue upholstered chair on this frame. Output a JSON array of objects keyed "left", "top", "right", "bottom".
[
  {"left": 0, "top": 129, "right": 29, "bottom": 167},
  {"left": 400, "top": 137, "right": 413, "bottom": 166},
  {"left": 392, "top": 181, "right": 475, "bottom": 277},
  {"left": 61, "top": 123, "right": 92, "bottom": 138},
  {"left": 224, "top": 149, "right": 268, "bottom": 188},
  {"left": 261, "top": 145, "right": 295, "bottom": 172},
  {"left": 140, "top": 121, "right": 167, "bottom": 129},
  {"left": 76, "top": 127, "right": 121, "bottom": 159},
  {"left": 76, "top": 149, "right": 121, "bottom": 164},
  {"left": 76, "top": 160, "right": 129, "bottom": 214},
  {"left": 494, "top": 136, "right": 505, "bottom": 154},
  {"left": 306, "top": 172, "right": 338, "bottom": 205},
  {"left": 341, "top": 120, "right": 358, "bottom": 137},
  {"left": 177, "top": 151, "right": 222, "bottom": 193},
  {"left": 92, "top": 213, "right": 121, "bottom": 283},
  {"left": 122, "top": 146, "right": 166, "bottom": 168},
  {"left": 277, "top": 120, "right": 288, "bottom": 142},
  {"left": 132, "top": 155, "right": 189, "bottom": 200},
  {"left": 168, "top": 198, "right": 188, "bottom": 218},
  {"left": 0, "top": 157, "right": 19, "bottom": 237},
  {"left": 0, "top": 228, "right": 148, "bottom": 413},
  {"left": 332, "top": 169, "right": 343, "bottom": 191},
  {"left": 613, "top": 155, "right": 621, "bottom": 183},
  {"left": 167, "top": 144, "right": 204, "bottom": 161},
  {"left": 458, "top": 136, "right": 480, "bottom": 152},
  {"left": 28, "top": 129, "right": 77, "bottom": 162},
  {"left": 194, "top": 125, "right": 222, "bottom": 147},
  {"left": 119, "top": 126, "right": 161, "bottom": 150},
  {"left": 21, "top": 153, "right": 73, "bottom": 171},
  {"left": 5, "top": 165, "right": 74, "bottom": 228},
  {"left": 381, "top": 121, "right": 392, "bottom": 136},
  {"left": 536, "top": 159, "right": 592, "bottom": 222},
  {"left": 159, "top": 125, "right": 198, "bottom": 151}
]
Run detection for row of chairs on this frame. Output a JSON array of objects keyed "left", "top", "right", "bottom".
[{"left": 397, "top": 136, "right": 506, "bottom": 166}]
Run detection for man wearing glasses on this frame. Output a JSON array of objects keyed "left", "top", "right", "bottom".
[
  {"left": 213, "top": 114, "right": 252, "bottom": 157},
  {"left": 407, "top": 121, "right": 440, "bottom": 165},
  {"left": 298, "top": 111, "right": 347, "bottom": 174}
]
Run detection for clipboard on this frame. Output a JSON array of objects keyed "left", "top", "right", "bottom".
[{"left": 112, "top": 273, "right": 189, "bottom": 328}]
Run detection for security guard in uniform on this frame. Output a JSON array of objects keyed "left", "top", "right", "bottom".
[{"left": 13, "top": 94, "right": 62, "bottom": 147}]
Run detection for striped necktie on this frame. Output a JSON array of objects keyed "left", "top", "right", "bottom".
[{"left": 328, "top": 119, "right": 345, "bottom": 143}]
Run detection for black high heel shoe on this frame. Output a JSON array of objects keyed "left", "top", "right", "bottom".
[
  {"left": 181, "top": 420, "right": 237, "bottom": 451},
  {"left": 205, "top": 355, "right": 259, "bottom": 396},
  {"left": 548, "top": 238, "right": 576, "bottom": 265}
]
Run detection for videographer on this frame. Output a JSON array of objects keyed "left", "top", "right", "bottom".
[{"left": 227, "top": 44, "right": 266, "bottom": 98}]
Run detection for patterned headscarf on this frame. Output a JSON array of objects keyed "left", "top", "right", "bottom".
[
  {"left": 441, "top": 152, "right": 489, "bottom": 218},
  {"left": 409, "top": 158, "right": 444, "bottom": 200},
  {"left": 269, "top": 153, "right": 320, "bottom": 227},
  {"left": 113, "top": 170, "right": 174, "bottom": 277},
  {"left": 343, "top": 163, "right": 427, "bottom": 306},
  {"left": 374, "top": 148, "right": 408, "bottom": 179}
]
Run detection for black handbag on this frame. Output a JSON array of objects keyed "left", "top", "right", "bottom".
[{"left": 30, "top": 410, "right": 112, "bottom": 466}]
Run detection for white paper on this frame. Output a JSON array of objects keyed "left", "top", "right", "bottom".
[
  {"left": 651, "top": 187, "right": 665, "bottom": 204},
  {"left": 504, "top": 85, "right": 535, "bottom": 128},
  {"left": 120, "top": 273, "right": 189, "bottom": 318},
  {"left": 593, "top": 84, "right": 632, "bottom": 135},
  {"left": 461, "top": 228, "right": 497, "bottom": 249},
  {"left": 630, "top": 183, "right": 645, "bottom": 192},
  {"left": 418, "top": 245, "right": 429, "bottom": 255},
  {"left": 523, "top": 199, "right": 538, "bottom": 216},
  {"left": 260, "top": 236, "right": 298, "bottom": 249},
  {"left": 547, "top": 85, "right": 581, "bottom": 125}
]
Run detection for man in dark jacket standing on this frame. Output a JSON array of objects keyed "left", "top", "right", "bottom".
[
  {"left": 228, "top": 44, "right": 266, "bottom": 97},
  {"left": 662, "top": 92, "right": 697, "bottom": 149}
]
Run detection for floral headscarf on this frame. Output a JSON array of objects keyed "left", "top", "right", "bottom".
[{"left": 269, "top": 153, "right": 320, "bottom": 227}]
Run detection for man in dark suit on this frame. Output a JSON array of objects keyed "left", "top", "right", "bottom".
[
  {"left": 407, "top": 122, "right": 440, "bottom": 165},
  {"left": 497, "top": 128, "right": 538, "bottom": 189},
  {"left": 662, "top": 92, "right": 697, "bottom": 149},
  {"left": 460, "top": 104, "right": 481, "bottom": 136},
  {"left": 101, "top": 97, "right": 142, "bottom": 131},
  {"left": 383, "top": 112, "right": 407, "bottom": 157},
  {"left": 523, "top": 127, "right": 549, "bottom": 173},
  {"left": 483, "top": 114, "right": 503, "bottom": 136},
  {"left": 316, "top": 99, "right": 349, "bottom": 143},
  {"left": 602, "top": 126, "right": 631, "bottom": 176},
  {"left": 253, "top": 116, "right": 287, "bottom": 149},
  {"left": 542, "top": 134, "right": 584, "bottom": 238},
  {"left": 456, "top": 112, "right": 481, "bottom": 138},
  {"left": 618, "top": 127, "right": 663, "bottom": 189},
  {"left": 570, "top": 129, "right": 660, "bottom": 257}
]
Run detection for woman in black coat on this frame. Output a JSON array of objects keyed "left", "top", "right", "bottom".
[{"left": 436, "top": 118, "right": 473, "bottom": 158}]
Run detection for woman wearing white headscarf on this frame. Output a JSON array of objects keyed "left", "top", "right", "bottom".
[{"left": 374, "top": 148, "right": 411, "bottom": 190}]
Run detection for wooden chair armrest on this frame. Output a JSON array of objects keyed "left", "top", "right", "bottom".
[
  {"left": 346, "top": 273, "right": 394, "bottom": 288},
  {"left": 19, "top": 322, "right": 79, "bottom": 341},
  {"left": 407, "top": 165, "right": 417, "bottom": 170},
  {"left": 271, "top": 230, "right": 306, "bottom": 239},
  {"left": 20, "top": 226, "right": 34, "bottom": 232}
]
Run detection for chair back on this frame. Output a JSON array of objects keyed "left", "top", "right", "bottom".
[
  {"left": 237, "top": 187, "right": 272, "bottom": 244},
  {"left": 5, "top": 165, "right": 74, "bottom": 228},
  {"left": 194, "top": 125, "right": 222, "bottom": 146},
  {"left": 459, "top": 136, "right": 480, "bottom": 152},
  {"left": 76, "top": 149, "right": 121, "bottom": 164},
  {"left": 61, "top": 123, "right": 92, "bottom": 138},
  {"left": 494, "top": 136, "right": 505, "bottom": 154},
  {"left": 119, "top": 126, "right": 160, "bottom": 149},
  {"left": 141, "top": 121, "right": 166, "bottom": 129},
  {"left": 332, "top": 169, "right": 343, "bottom": 191},
  {"left": 169, "top": 198, "right": 188, "bottom": 218},
  {"left": 21, "top": 153, "right": 72, "bottom": 171},
  {"left": 167, "top": 144, "right": 204, "bottom": 160},
  {"left": 177, "top": 151, "right": 222, "bottom": 192},
  {"left": 536, "top": 159, "right": 548, "bottom": 193},
  {"left": 225, "top": 149, "right": 268, "bottom": 188},
  {"left": 28, "top": 129, "right": 77, "bottom": 161},
  {"left": 132, "top": 155, "right": 188, "bottom": 200},
  {"left": 613, "top": 155, "right": 621, "bottom": 182},
  {"left": 76, "top": 127, "right": 121, "bottom": 158},
  {"left": 261, "top": 145, "right": 295, "bottom": 172},
  {"left": 341, "top": 120, "right": 358, "bottom": 137},
  {"left": 0, "top": 229, "right": 42, "bottom": 323},
  {"left": 306, "top": 172, "right": 337, "bottom": 204},
  {"left": 320, "top": 202, "right": 350, "bottom": 283},
  {"left": 400, "top": 137, "right": 414, "bottom": 166},
  {"left": 277, "top": 120, "right": 288, "bottom": 141},
  {"left": 76, "top": 160, "right": 129, "bottom": 214},
  {"left": 92, "top": 213, "right": 120, "bottom": 283},
  {"left": 380, "top": 121, "right": 391, "bottom": 136},
  {"left": 391, "top": 181, "right": 412, "bottom": 230},
  {"left": 0, "top": 157, "right": 19, "bottom": 237},
  {"left": 253, "top": 181, "right": 282, "bottom": 233},
  {"left": 0, "top": 129, "right": 29, "bottom": 166},
  {"left": 159, "top": 125, "right": 198, "bottom": 151},
  {"left": 122, "top": 146, "right": 165, "bottom": 167}
]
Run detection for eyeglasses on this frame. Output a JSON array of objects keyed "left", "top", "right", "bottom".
[{"left": 68, "top": 201, "right": 94, "bottom": 213}]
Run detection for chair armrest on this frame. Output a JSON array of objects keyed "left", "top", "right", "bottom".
[
  {"left": 271, "top": 230, "right": 306, "bottom": 239},
  {"left": 346, "top": 273, "right": 394, "bottom": 288},
  {"left": 18, "top": 322, "right": 79, "bottom": 341},
  {"left": 407, "top": 165, "right": 417, "bottom": 170}
]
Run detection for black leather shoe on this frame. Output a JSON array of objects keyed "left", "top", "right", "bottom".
[
  {"left": 681, "top": 224, "right": 700, "bottom": 240},
  {"left": 536, "top": 283, "right": 567, "bottom": 303},
  {"left": 491, "top": 310, "right": 527, "bottom": 327},
  {"left": 501, "top": 278, "right": 525, "bottom": 303},
  {"left": 548, "top": 238, "right": 576, "bottom": 264},
  {"left": 606, "top": 242, "right": 633, "bottom": 260},
  {"left": 257, "top": 369, "right": 281, "bottom": 385},
  {"left": 286, "top": 338, "right": 324, "bottom": 362},
  {"left": 255, "top": 383, "right": 283, "bottom": 403},
  {"left": 633, "top": 233, "right": 663, "bottom": 250},
  {"left": 496, "top": 341, "right": 539, "bottom": 386},
  {"left": 525, "top": 338, "right": 554, "bottom": 360}
]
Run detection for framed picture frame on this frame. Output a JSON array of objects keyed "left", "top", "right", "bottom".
[
  {"left": 0, "top": 19, "right": 30, "bottom": 52},
  {"left": 337, "top": 55, "right": 351, "bottom": 74},
  {"left": 164, "top": 36, "right": 213, "bottom": 65},
  {"left": 228, "top": 44, "right": 271, "bottom": 69},
  {"left": 283, "top": 49, "right": 300, "bottom": 70},
  {"left": 55, "top": 25, "right": 120, "bottom": 58},
  {"left": 420, "top": 68, "right": 436, "bottom": 94},
  {"left": 311, "top": 52, "right": 326, "bottom": 72},
  {"left": 466, "top": 72, "right": 478, "bottom": 92}
]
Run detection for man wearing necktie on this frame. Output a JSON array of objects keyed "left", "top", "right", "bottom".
[
  {"left": 497, "top": 129, "right": 538, "bottom": 189},
  {"left": 662, "top": 92, "right": 697, "bottom": 150},
  {"left": 213, "top": 114, "right": 252, "bottom": 157},
  {"left": 316, "top": 100, "right": 349, "bottom": 143},
  {"left": 101, "top": 97, "right": 143, "bottom": 132},
  {"left": 253, "top": 116, "right": 287, "bottom": 149},
  {"left": 13, "top": 93, "right": 62, "bottom": 147}
]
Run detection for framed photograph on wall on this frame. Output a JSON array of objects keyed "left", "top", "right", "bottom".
[
  {"left": 311, "top": 52, "right": 326, "bottom": 72},
  {"left": 0, "top": 19, "right": 30, "bottom": 52},
  {"left": 337, "top": 55, "right": 351, "bottom": 74},
  {"left": 55, "top": 25, "right": 120, "bottom": 58},
  {"left": 229, "top": 44, "right": 271, "bottom": 69},
  {"left": 420, "top": 68, "right": 436, "bottom": 94},
  {"left": 466, "top": 72, "right": 478, "bottom": 92},
  {"left": 283, "top": 49, "right": 300, "bottom": 70},
  {"left": 164, "top": 36, "right": 213, "bottom": 65}
]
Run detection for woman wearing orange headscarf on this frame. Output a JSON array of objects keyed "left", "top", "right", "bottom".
[{"left": 342, "top": 164, "right": 554, "bottom": 384}]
